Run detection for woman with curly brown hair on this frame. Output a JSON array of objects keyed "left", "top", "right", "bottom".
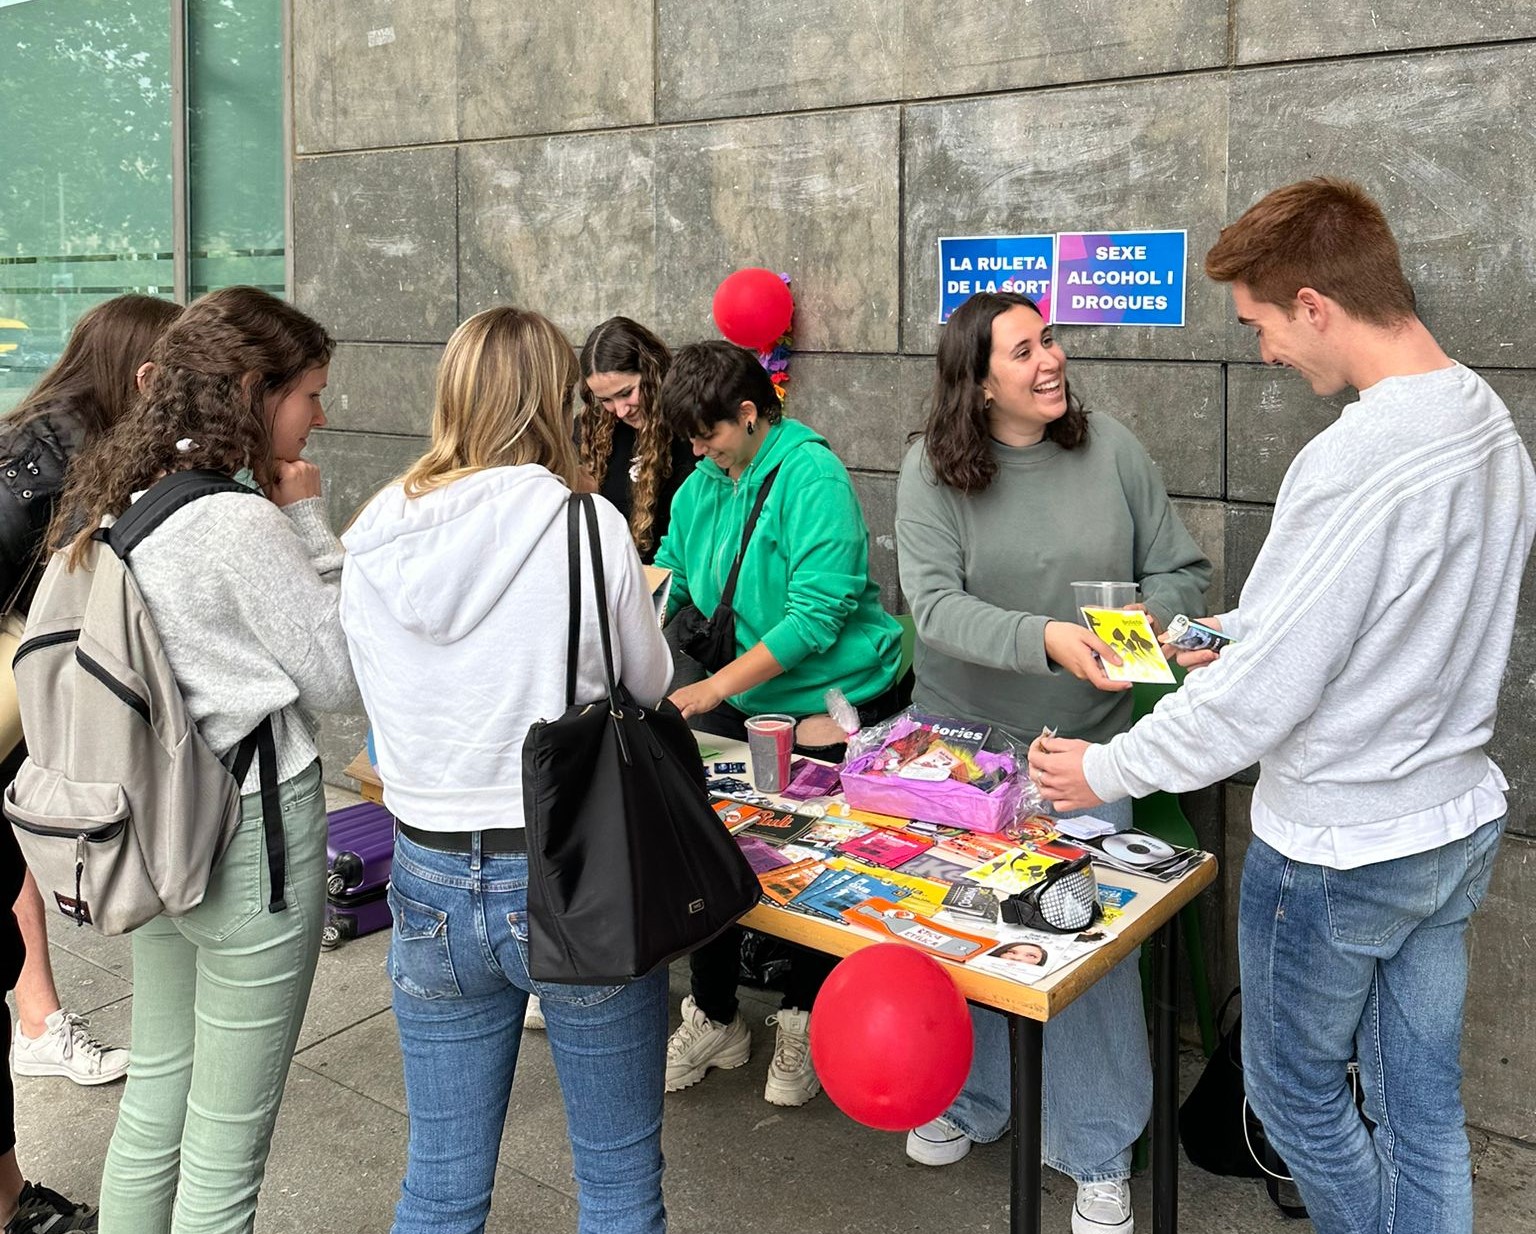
[
  {"left": 58, "top": 287, "right": 358, "bottom": 1234},
  {"left": 578, "top": 317, "right": 696, "bottom": 564}
]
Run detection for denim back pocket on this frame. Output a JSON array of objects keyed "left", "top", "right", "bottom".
[
  {"left": 505, "top": 909, "right": 624, "bottom": 1009},
  {"left": 389, "top": 887, "right": 461, "bottom": 1000}
]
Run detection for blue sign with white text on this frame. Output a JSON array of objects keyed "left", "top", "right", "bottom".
[
  {"left": 1053, "top": 230, "right": 1187, "bottom": 327},
  {"left": 937, "top": 235, "right": 1056, "bottom": 324}
]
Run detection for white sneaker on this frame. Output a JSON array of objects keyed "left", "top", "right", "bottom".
[
  {"left": 665, "top": 996, "right": 750, "bottom": 1092},
  {"left": 12, "top": 1010, "right": 128, "bottom": 1085},
  {"left": 1072, "top": 1179, "right": 1134, "bottom": 1234},
  {"left": 762, "top": 1008, "right": 819, "bottom": 1107},
  {"left": 906, "top": 1115, "right": 972, "bottom": 1165},
  {"left": 524, "top": 994, "right": 545, "bottom": 1030}
]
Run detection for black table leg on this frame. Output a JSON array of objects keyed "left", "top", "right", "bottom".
[
  {"left": 1151, "top": 919, "right": 1179, "bottom": 1234},
  {"left": 1009, "top": 1013, "right": 1043, "bottom": 1234}
]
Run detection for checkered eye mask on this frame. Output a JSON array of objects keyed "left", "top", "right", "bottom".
[{"left": 1001, "top": 856, "right": 1102, "bottom": 933}]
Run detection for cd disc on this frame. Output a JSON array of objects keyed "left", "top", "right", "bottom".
[{"left": 1101, "top": 833, "right": 1176, "bottom": 865}]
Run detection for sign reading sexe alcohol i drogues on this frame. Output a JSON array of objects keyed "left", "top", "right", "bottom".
[
  {"left": 937, "top": 235, "right": 1056, "bottom": 324},
  {"left": 1053, "top": 230, "right": 1187, "bottom": 327}
]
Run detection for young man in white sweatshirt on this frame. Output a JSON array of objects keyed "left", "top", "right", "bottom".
[{"left": 1029, "top": 178, "right": 1535, "bottom": 1234}]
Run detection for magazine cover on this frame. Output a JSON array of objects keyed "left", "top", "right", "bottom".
[
  {"left": 759, "top": 859, "right": 826, "bottom": 906},
  {"left": 839, "top": 898, "right": 993, "bottom": 961},
  {"left": 898, "top": 849, "right": 974, "bottom": 883},
  {"left": 741, "top": 810, "right": 817, "bottom": 846},
  {"left": 713, "top": 800, "right": 766, "bottom": 834},
  {"left": 931, "top": 829, "right": 1019, "bottom": 867},
  {"left": 968, "top": 931, "right": 1102, "bottom": 985},
  {"left": 836, "top": 829, "right": 935, "bottom": 869},
  {"left": 1079, "top": 607, "right": 1176, "bottom": 684},
  {"left": 736, "top": 836, "right": 797, "bottom": 875},
  {"left": 963, "top": 847, "right": 1063, "bottom": 896},
  {"left": 798, "top": 819, "right": 872, "bottom": 849},
  {"left": 822, "top": 801, "right": 912, "bottom": 829},
  {"left": 840, "top": 863, "right": 950, "bottom": 915}
]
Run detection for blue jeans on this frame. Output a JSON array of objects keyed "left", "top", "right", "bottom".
[
  {"left": 1239, "top": 817, "right": 1503, "bottom": 1234},
  {"left": 942, "top": 798, "right": 1152, "bottom": 1183},
  {"left": 388, "top": 833, "right": 669, "bottom": 1234}
]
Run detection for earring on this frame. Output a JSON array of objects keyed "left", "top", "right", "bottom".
[{"left": 747, "top": 420, "right": 756, "bottom": 436}]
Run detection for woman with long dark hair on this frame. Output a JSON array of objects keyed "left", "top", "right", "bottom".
[
  {"left": 895, "top": 292, "right": 1210, "bottom": 1234},
  {"left": 0, "top": 296, "right": 182, "bottom": 1101},
  {"left": 61, "top": 287, "right": 357, "bottom": 1234}
]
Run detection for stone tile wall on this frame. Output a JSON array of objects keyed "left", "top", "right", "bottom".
[{"left": 291, "top": 2, "right": 1536, "bottom": 1141}]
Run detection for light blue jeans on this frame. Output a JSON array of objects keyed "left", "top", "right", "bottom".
[
  {"left": 941, "top": 797, "right": 1153, "bottom": 1184},
  {"left": 387, "top": 833, "right": 669, "bottom": 1234},
  {"left": 1239, "top": 817, "right": 1504, "bottom": 1234}
]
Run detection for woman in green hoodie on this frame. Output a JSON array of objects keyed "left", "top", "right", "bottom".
[{"left": 652, "top": 340, "right": 906, "bottom": 1111}]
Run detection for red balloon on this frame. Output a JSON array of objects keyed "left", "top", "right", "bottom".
[
  {"left": 810, "top": 944, "right": 974, "bottom": 1131},
  {"left": 712, "top": 268, "right": 794, "bottom": 351}
]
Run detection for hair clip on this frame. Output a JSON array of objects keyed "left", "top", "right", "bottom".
[{"left": 175, "top": 438, "right": 197, "bottom": 453}]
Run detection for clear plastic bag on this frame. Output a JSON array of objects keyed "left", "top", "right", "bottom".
[{"left": 838, "top": 707, "right": 1046, "bottom": 835}]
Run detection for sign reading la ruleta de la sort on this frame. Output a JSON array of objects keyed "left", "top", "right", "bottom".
[{"left": 937, "top": 231, "right": 1188, "bottom": 328}]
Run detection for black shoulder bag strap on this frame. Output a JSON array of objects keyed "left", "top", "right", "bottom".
[
  {"left": 108, "top": 470, "right": 288, "bottom": 915},
  {"left": 565, "top": 494, "right": 631, "bottom": 760},
  {"left": 717, "top": 463, "right": 782, "bottom": 613}
]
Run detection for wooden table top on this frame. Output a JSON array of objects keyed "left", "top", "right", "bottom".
[{"left": 342, "top": 735, "right": 1216, "bottom": 1020}]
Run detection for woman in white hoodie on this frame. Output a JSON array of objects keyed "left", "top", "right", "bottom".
[{"left": 340, "top": 308, "right": 674, "bottom": 1234}]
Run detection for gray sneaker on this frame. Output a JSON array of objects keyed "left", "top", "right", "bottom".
[
  {"left": 12, "top": 1011, "right": 128, "bottom": 1086},
  {"left": 664, "top": 996, "right": 750, "bottom": 1092},
  {"left": 762, "top": 1008, "right": 819, "bottom": 1107}
]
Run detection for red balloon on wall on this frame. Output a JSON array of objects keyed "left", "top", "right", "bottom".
[
  {"left": 810, "top": 944, "right": 974, "bottom": 1131},
  {"left": 712, "top": 268, "right": 794, "bottom": 351}
]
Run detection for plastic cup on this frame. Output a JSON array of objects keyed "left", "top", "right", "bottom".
[
  {"left": 1071, "top": 580, "right": 1140, "bottom": 617},
  {"left": 745, "top": 714, "right": 795, "bottom": 793}
]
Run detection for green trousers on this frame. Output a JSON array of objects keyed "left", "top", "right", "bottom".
[{"left": 99, "top": 761, "right": 327, "bottom": 1234}]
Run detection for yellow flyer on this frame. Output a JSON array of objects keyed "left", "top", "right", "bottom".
[{"left": 1080, "top": 607, "right": 1176, "bottom": 684}]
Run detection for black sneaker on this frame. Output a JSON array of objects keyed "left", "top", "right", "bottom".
[{"left": 6, "top": 1181, "right": 97, "bottom": 1233}]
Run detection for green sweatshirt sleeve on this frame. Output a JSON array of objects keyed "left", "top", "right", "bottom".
[
  {"left": 894, "top": 449, "right": 1053, "bottom": 676},
  {"left": 757, "top": 473, "right": 867, "bottom": 671}
]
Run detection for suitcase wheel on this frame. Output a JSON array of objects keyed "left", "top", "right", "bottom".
[{"left": 320, "top": 921, "right": 343, "bottom": 951}]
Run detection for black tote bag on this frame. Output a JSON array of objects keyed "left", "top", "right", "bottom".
[{"left": 523, "top": 494, "right": 760, "bottom": 984}]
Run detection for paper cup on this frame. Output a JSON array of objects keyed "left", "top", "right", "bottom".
[{"left": 745, "top": 714, "right": 795, "bottom": 793}]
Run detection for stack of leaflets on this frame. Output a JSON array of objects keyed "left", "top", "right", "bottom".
[{"left": 787, "top": 868, "right": 914, "bottom": 921}]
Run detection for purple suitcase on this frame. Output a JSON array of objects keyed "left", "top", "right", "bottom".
[{"left": 322, "top": 801, "right": 395, "bottom": 950}]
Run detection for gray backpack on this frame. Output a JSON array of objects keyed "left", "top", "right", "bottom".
[{"left": 3, "top": 470, "right": 285, "bottom": 935}]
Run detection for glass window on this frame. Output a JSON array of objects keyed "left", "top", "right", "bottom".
[
  {"left": 0, "top": 0, "right": 176, "bottom": 414},
  {"left": 0, "top": 1, "right": 286, "bottom": 416},
  {"left": 188, "top": 0, "right": 285, "bottom": 298}
]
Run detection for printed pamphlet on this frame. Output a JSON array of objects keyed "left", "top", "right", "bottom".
[
  {"left": 839, "top": 898, "right": 994, "bottom": 961},
  {"left": 1079, "top": 607, "right": 1176, "bottom": 684}
]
